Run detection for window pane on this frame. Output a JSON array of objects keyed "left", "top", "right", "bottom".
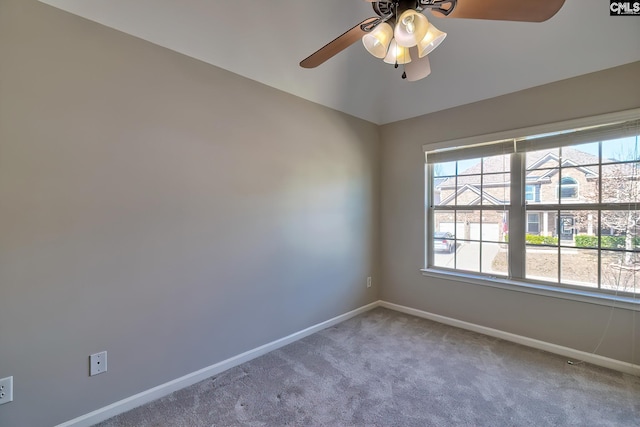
[
  {"left": 525, "top": 212, "right": 557, "bottom": 245},
  {"left": 601, "top": 250, "right": 639, "bottom": 293},
  {"left": 482, "top": 154, "right": 510, "bottom": 173},
  {"left": 456, "top": 175, "right": 481, "bottom": 205},
  {"left": 433, "top": 235, "right": 456, "bottom": 269},
  {"left": 455, "top": 210, "right": 480, "bottom": 240},
  {"left": 482, "top": 242, "right": 506, "bottom": 275},
  {"left": 601, "top": 163, "right": 640, "bottom": 204},
  {"left": 561, "top": 248, "right": 598, "bottom": 289},
  {"left": 526, "top": 245, "right": 558, "bottom": 283},
  {"left": 435, "top": 177, "right": 455, "bottom": 206},
  {"left": 489, "top": 242, "right": 509, "bottom": 276},
  {"left": 434, "top": 161, "right": 457, "bottom": 177},
  {"left": 558, "top": 213, "right": 577, "bottom": 244},
  {"left": 527, "top": 148, "right": 559, "bottom": 170},
  {"left": 600, "top": 210, "right": 640, "bottom": 249},
  {"left": 482, "top": 173, "right": 510, "bottom": 205},
  {"left": 455, "top": 241, "right": 480, "bottom": 273},
  {"left": 569, "top": 210, "right": 599, "bottom": 248},
  {"left": 558, "top": 168, "right": 588, "bottom": 202},
  {"left": 482, "top": 211, "right": 508, "bottom": 242},
  {"left": 457, "top": 158, "right": 481, "bottom": 176},
  {"left": 434, "top": 211, "right": 456, "bottom": 237},
  {"left": 602, "top": 136, "right": 640, "bottom": 163},
  {"left": 561, "top": 144, "right": 599, "bottom": 166}
]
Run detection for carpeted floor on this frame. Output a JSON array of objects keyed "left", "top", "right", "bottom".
[{"left": 95, "top": 307, "right": 640, "bottom": 426}]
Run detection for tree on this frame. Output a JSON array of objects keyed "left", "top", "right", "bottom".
[{"left": 598, "top": 163, "right": 640, "bottom": 264}]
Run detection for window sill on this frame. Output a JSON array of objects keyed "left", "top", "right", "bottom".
[{"left": 420, "top": 269, "right": 640, "bottom": 312}]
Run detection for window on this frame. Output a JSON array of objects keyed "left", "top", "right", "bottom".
[
  {"left": 525, "top": 185, "right": 539, "bottom": 202},
  {"left": 558, "top": 177, "right": 579, "bottom": 199},
  {"left": 527, "top": 213, "right": 540, "bottom": 234},
  {"left": 425, "top": 113, "right": 640, "bottom": 299},
  {"left": 430, "top": 153, "right": 510, "bottom": 276}
]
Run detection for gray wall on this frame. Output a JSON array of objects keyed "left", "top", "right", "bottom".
[
  {"left": 0, "top": 1, "right": 380, "bottom": 426},
  {"left": 380, "top": 61, "right": 640, "bottom": 366}
]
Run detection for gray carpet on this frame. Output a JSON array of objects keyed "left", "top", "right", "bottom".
[{"left": 95, "top": 308, "right": 640, "bottom": 426}]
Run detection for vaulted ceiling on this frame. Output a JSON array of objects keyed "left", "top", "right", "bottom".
[{"left": 40, "top": 0, "right": 640, "bottom": 124}]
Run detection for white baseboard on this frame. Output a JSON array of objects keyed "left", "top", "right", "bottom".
[
  {"left": 58, "top": 299, "right": 638, "bottom": 426},
  {"left": 379, "top": 300, "right": 640, "bottom": 377},
  {"left": 55, "top": 301, "right": 381, "bottom": 427}
]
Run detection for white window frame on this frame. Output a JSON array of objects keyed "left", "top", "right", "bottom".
[{"left": 422, "top": 109, "right": 640, "bottom": 311}]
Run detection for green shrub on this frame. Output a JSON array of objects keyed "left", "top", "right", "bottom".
[
  {"left": 525, "top": 234, "right": 545, "bottom": 245},
  {"left": 601, "top": 235, "right": 623, "bottom": 248},
  {"left": 575, "top": 235, "right": 598, "bottom": 247},
  {"left": 524, "top": 234, "right": 557, "bottom": 245},
  {"left": 575, "top": 234, "right": 640, "bottom": 248}
]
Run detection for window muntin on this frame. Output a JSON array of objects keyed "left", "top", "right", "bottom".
[{"left": 426, "top": 118, "right": 640, "bottom": 298}]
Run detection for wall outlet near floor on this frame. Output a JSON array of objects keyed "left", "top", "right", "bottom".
[
  {"left": 0, "top": 376, "right": 13, "bottom": 405},
  {"left": 367, "top": 276, "right": 372, "bottom": 288},
  {"left": 90, "top": 351, "right": 108, "bottom": 376}
]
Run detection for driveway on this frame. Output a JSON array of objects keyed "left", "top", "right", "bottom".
[{"left": 434, "top": 241, "right": 502, "bottom": 275}]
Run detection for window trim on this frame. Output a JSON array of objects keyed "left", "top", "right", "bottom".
[
  {"left": 420, "top": 268, "right": 640, "bottom": 312},
  {"left": 423, "top": 108, "right": 640, "bottom": 305},
  {"left": 422, "top": 109, "right": 640, "bottom": 157}
]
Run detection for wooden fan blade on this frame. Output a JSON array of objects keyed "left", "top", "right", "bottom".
[
  {"left": 432, "top": 0, "right": 566, "bottom": 22},
  {"left": 300, "top": 17, "right": 378, "bottom": 69}
]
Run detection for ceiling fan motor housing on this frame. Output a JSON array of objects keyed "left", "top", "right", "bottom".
[{"left": 373, "top": 1, "right": 413, "bottom": 20}]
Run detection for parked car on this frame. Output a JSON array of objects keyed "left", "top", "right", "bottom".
[{"left": 434, "top": 232, "right": 455, "bottom": 253}]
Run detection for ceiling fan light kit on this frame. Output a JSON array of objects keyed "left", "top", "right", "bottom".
[
  {"left": 417, "top": 24, "right": 447, "bottom": 58},
  {"left": 383, "top": 39, "right": 412, "bottom": 65},
  {"left": 394, "top": 9, "right": 431, "bottom": 47},
  {"left": 300, "top": 0, "right": 566, "bottom": 81},
  {"left": 362, "top": 22, "right": 394, "bottom": 58},
  {"left": 404, "top": 48, "right": 432, "bottom": 81}
]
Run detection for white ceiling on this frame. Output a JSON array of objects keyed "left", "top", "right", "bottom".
[{"left": 40, "top": 0, "right": 640, "bottom": 125}]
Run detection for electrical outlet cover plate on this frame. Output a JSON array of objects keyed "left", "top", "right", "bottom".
[
  {"left": 0, "top": 376, "right": 13, "bottom": 405},
  {"left": 90, "top": 351, "right": 108, "bottom": 376}
]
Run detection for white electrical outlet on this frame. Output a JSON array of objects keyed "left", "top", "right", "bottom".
[
  {"left": 90, "top": 351, "right": 108, "bottom": 376},
  {"left": 367, "top": 276, "right": 372, "bottom": 288},
  {"left": 0, "top": 376, "right": 13, "bottom": 405}
]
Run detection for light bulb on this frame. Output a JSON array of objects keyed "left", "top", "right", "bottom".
[
  {"left": 402, "top": 15, "right": 415, "bottom": 34},
  {"left": 383, "top": 39, "right": 411, "bottom": 65},
  {"left": 394, "top": 10, "right": 429, "bottom": 48}
]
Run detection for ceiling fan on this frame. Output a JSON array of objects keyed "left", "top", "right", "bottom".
[{"left": 300, "top": 0, "right": 566, "bottom": 81}]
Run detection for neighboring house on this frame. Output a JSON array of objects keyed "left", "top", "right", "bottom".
[{"left": 434, "top": 147, "right": 625, "bottom": 243}]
